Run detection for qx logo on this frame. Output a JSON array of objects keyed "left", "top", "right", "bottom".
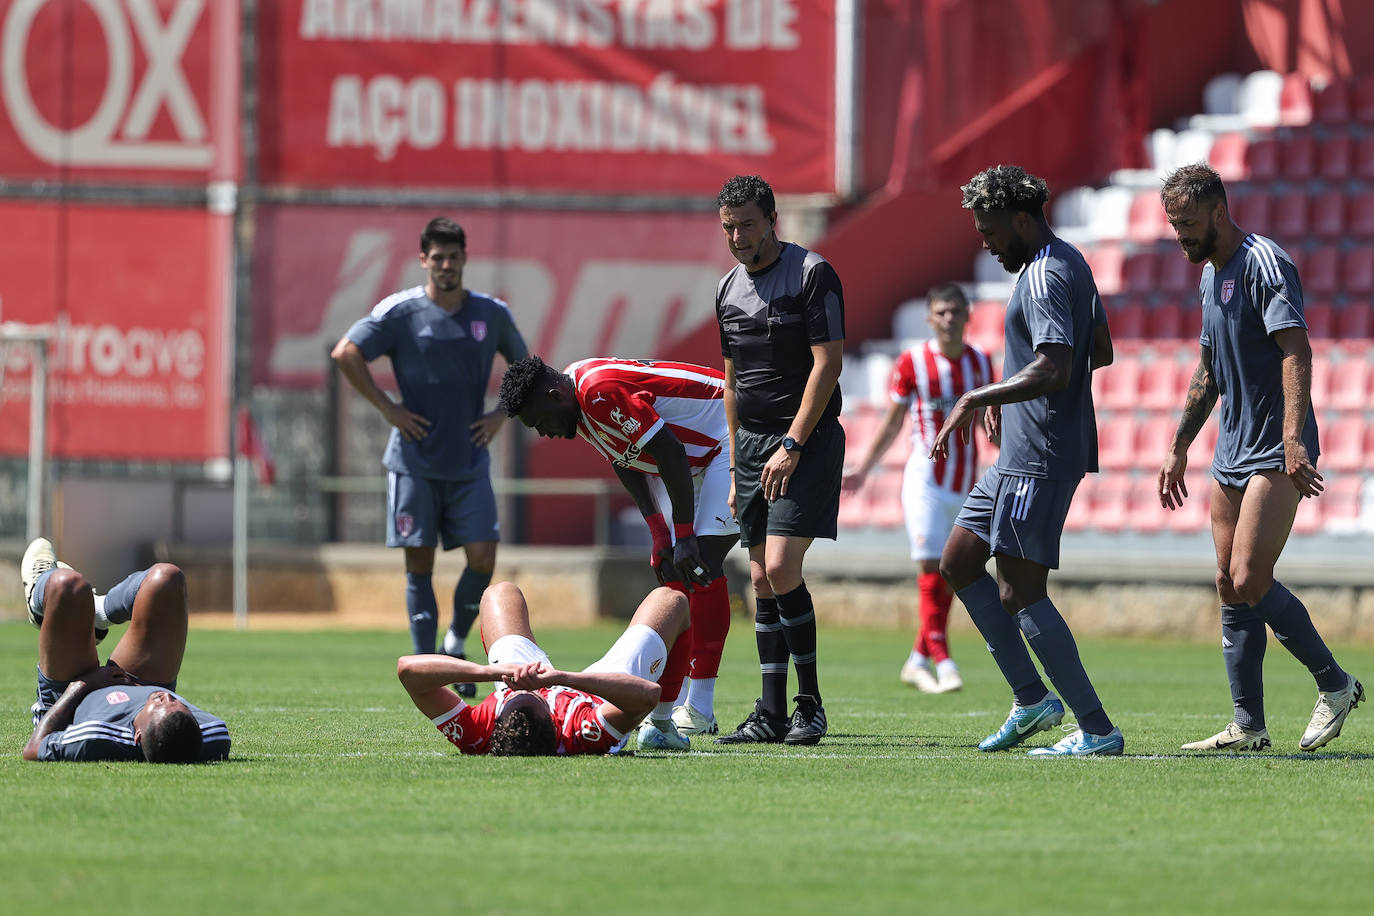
[{"left": 2, "top": 0, "right": 212, "bottom": 168}]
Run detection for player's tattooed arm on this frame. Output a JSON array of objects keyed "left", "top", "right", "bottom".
[{"left": 1170, "top": 347, "right": 1218, "bottom": 454}]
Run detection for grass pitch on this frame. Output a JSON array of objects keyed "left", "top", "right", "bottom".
[{"left": 2, "top": 619, "right": 1371, "bottom": 914}]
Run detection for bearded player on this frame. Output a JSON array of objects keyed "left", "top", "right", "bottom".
[{"left": 497, "top": 355, "right": 738, "bottom": 746}]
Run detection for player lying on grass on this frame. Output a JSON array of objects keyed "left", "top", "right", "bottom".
[
  {"left": 19, "top": 538, "right": 231, "bottom": 763},
  {"left": 398, "top": 582, "right": 691, "bottom": 755}
]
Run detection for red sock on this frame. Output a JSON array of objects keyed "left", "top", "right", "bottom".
[
  {"left": 656, "top": 582, "right": 693, "bottom": 697},
  {"left": 687, "top": 577, "right": 731, "bottom": 679},
  {"left": 918, "top": 572, "right": 950, "bottom": 663}
]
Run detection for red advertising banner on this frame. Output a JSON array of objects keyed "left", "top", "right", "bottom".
[
  {"left": 256, "top": 0, "right": 835, "bottom": 194},
  {"left": 0, "top": 0, "right": 239, "bottom": 183},
  {"left": 0, "top": 202, "right": 231, "bottom": 460},
  {"left": 251, "top": 204, "right": 736, "bottom": 389}
]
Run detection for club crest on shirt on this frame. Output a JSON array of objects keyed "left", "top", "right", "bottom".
[
  {"left": 106, "top": 691, "right": 130, "bottom": 704},
  {"left": 396, "top": 514, "right": 416, "bottom": 538},
  {"left": 1221, "top": 279, "right": 1235, "bottom": 304},
  {"left": 470, "top": 320, "right": 487, "bottom": 341}
]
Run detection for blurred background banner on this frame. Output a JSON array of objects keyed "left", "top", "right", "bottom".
[
  {"left": 0, "top": 200, "right": 231, "bottom": 461},
  {"left": 255, "top": 0, "right": 837, "bottom": 193}
]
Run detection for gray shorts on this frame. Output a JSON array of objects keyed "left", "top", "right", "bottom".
[
  {"left": 33, "top": 662, "right": 175, "bottom": 725},
  {"left": 1211, "top": 460, "right": 1312, "bottom": 491},
  {"left": 734, "top": 419, "right": 844, "bottom": 549},
  {"left": 387, "top": 472, "right": 499, "bottom": 549},
  {"left": 954, "top": 467, "right": 1080, "bottom": 569}
]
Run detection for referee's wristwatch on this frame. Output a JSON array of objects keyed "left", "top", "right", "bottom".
[{"left": 782, "top": 435, "right": 803, "bottom": 454}]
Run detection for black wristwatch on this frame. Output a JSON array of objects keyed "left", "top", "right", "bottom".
[{"left": 782, "top": 436, "right": 803, "bottom": 453}]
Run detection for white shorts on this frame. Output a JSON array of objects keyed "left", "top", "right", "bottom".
[
  {"left": 649, "top": 450, "right": 739, "bottom": 539},
  {"left": 486, "top": 625, "right": 667, "bottom": 688},
  {"left": 901, "top": 460, "right": 968, "bottom": 562}
]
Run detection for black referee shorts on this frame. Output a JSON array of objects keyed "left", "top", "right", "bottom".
[{"left": 734, "top": 418, "right": 845, "bottom": 549}]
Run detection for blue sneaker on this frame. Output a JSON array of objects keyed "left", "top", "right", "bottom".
[
  {"left": 637, "top": 718, "right": 691, "bottom": 751},
  {"left": 978, "top": 694, "right": 1066, "bottom": 751},
  {"left": 1027, "top": 727, "right": 1125, "bottom": 756}
]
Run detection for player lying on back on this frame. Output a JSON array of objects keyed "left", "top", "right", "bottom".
[
  {"left": 497, "top": 355, "right": 738, "bottom": 745},
  {"left": 397, "top": 582, "right": 690, "bottom": 756}
]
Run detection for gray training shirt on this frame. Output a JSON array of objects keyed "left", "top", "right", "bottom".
[
  {"left": 38, "top": 685, "right": 230, "bottom": 762},
  {"left": 996, "top": 239, "right": 1104, "bottom": 480},
  {"left": 1200, "top": 233, "right": 1319, "bottom": 477}
]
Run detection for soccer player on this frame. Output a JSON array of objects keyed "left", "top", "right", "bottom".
[
  {"left": 496, "top": 355, "right": 738, "bottom": 742},
  {"left": 931, "top": 164, "right": 1124, "bottom": 756},
  {"left": 19, "top": 538, "right": 231, "bottom": 763},
  {"left": 397, "top": 581, "right": 690, "bottom": 756},
  {"left": 712, "top": 174, "right": 846, "bottom": 746},
  {"left": 332, "top": 217, "right": 528, "bottom": 685},
  {"left": 1156, "top": 163, "right": 1363, "bottom": 752},
  {"left": 843, "top": 285, "right": 994, "bottom": 694}
]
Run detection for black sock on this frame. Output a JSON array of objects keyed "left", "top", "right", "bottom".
[
  {"left": 1222, "top": 603, "right": 1266, "bottom": 730},
  {"left": 405, "top": 572, "right": 438, "bottom": 655},
  {"left": 1252, "top": 581, "right": 1347, "bottom": 692},
  {"left": 1017, "top": 599, "right": 1113, "bottom": 735},
  {"left": 775, "top": 581, "right": 820, "bottom": 705},
  {"left": 754, "top": 597, "right": 788, "bottom": 717},
  {"left": 450, "top": 567, "right": 491, "bottom": 641}
]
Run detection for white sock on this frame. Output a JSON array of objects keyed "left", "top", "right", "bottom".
[
  {"left": 936, "top": 658, "right": 959, "bottom": 677},
  {"left": 906, "top": 650, "right": 929, "bottom": 668},
  {"left": 93, "top": 593, "right": 112, "bottom": 630},
  {"left": 687, "top": 677, "right": 717, "bottom": 716},
  {"left": 671, "top": 675, "right": 689, "bottom": 707},
  {"left": 442, "top": 629, "right": 465, "bottom": 657},
  {"left": 652, "top": 700, "right": 675, "bottom": 721}
]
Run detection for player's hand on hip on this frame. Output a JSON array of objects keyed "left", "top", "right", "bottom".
[
  {"left": 384, "top": 402, "right": 431, "bottom": 441},
  {"left": 469, "top": 411, "right": 505, "bottom": 448},
  {"left": 1284, "top": 441, "right": 1324, "bottom": 498},
  {"left": 673, "top": 535, "right": 714, "bottom": 588},
  {"left": 1158, "top": 452, "right": 1188, "bottom": 510},
  {"left": 761, "top": 448, "right": 799, "bottom": 501}
]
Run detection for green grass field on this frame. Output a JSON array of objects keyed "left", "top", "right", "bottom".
[{"left": 2, "top": 619, "right": 1371, "bottom": 915}]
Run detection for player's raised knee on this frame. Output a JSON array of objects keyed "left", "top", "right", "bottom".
[
  {"left": 43, "top": 568, "right": 92, "bottom": 604},
  {"left": 142, "top": 563, "right": 186, "bottom": 597}
]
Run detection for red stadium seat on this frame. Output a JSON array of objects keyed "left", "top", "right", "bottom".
[
  {"left": 1303, "top": 245, "right": 1340, "bottom": 295},
  {"left": 1304, "top": 301, "right": 1335, "bottom": 337},
  {"left": 1111, "top": 297, "right": 1149, "bottom": 338},
  {"left": 1097, "top": 357, "right": 1142, "bottom": 410},
  {"left": 1273, "top": 189, "right": 1310, "bottom": 242},
  {"left": 1127, "top": 474, "right": 1168, "bottom": 533},
  {"left": 1185, "top": 418, "right": 1219, "bottom": 469},
  {"left": 1349, "top": 190, "right": 1374, "bottom": 239},
  {"left": 868, "top": 470, "right": 906, "bottom": 529},
  {"left": 1087, "top": 472, "right": 1130, "bottom": 533},
  {"left": 966, "top": 300, "right": 1006, "bottom": 351},
  {"left": 1165, "top": 482, "right": 1211, "bottom": 533},
  {"left": 1279, "top": 73, "right": 1314, "bottom": 126},
  {"left": 1134, "top": 415, "right": 1177, "bottom": 469},
  {"left": 1342, "top": 247, "right": 1374, "bottom": 294},
  {"left": 1139, "top": 357, "right": 1185, "bottom": 410},
  {"left": 1317, "top": 475, "right": 1366, "bottom": 532},
  {"left": 1207, "top": 132, "right": 1251, "bottom": 181},
  {"left": 1146, "top": 300, "right": 1191, "bottom": 340},
  {"left": 1309, "top": 191, "right": 1346, "bottom": 239},
  {"left": 880, "top": 428, "right": 912, "bottom": 470},
  {"left": 1280, "top": 132, "right": 1316, "bottom": 179},
  {"left": 1334, "top": 302, "right": 1373, "bottom": 339},
  {"left": 1229, "top": 189, "right": 1273, "bottom": 236},
  {"left": 1317, "top": 134, "right": 1353, "bottom": 180},
  {"left": 1357, "top": 134, "right": 1374, "bottom": 181},
  {"left": 1313, "top": 79, "right": 1351, "bottom": 124},
  {"left": 1245, "top": 136, "right": 1281, "bottom": 180},
  {"left": 1321, "top": 413, "right": 1365, "bottom": 471},
  {"left": 1291, "top": 492, "right": 1323, "bottom": 535},
  {"left": 1328, "top": 355, "right": 1373, "bottom": 410},
  {"left": 1127, "top": 192, "right": 1172, "bottom": 242},
  {"left": 1122, "top": 251, "right": 1160, "bottom": 294},
  {"left": 1098, "top": 413, "right": 1136, "bottom": 470},
  {"left": 1083, "top": 243, "right": 1124, "bottom": 296},
  {"left": 1354, "top": 75, "right": 1374, "bottom": 123},
  {"left": 837, "top": 483, "right": 872, "bottom": 530},
  {"left": 1064, "top": 476, "right": 1095, "bottom": 532},
  {"left": 1158, "top": 246, "right": 1202, "bottom": 293}
]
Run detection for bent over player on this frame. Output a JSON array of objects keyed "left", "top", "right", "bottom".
[
  {"left": 498, "top": 355, "right": 738, "bottom": 743},
  {"left": 398, "top": 582, "right": 689, "bottom": 756},
  {"left": 932, "top": 165, "right": 1122, "bottom": 757},
  {"left": 1157, "top": 163, "right": 1362, "bottom": 752},
  {"left": 20, "top": 538, "right": 231, "bottom": 763}
]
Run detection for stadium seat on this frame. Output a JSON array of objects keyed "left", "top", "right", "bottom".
[
  {"left": 1166, "top": 483, "right": 1211, "bottom": 533},
  {"left": 1052, "top": 186, "right": 1096, "bottom": 233},
  {"left": 1134, "top": 415, "right": 1176, "bottom": 469},
  {"left": 1327, "top": 355, "right": 1373, "bottom": 410},
  {"left": 1280, "top": 132, "right": 1316, "bottom": 180},
  {"left": 1202, "top": 73, "right": 1244, "bottom": 116},
  {"left": 1245, "top": 135, "right": 1281, "bottom": 181},
  {"left": 1278, "top": 73, "right": 1314, "bottom": 125},
  {"left": 1185, "top": 418, "right": 1219, "bottom": 469},
  {"left": 1171, "top": 129, "right": 1216, "bottom": 171},
  {"left": 1309, "top": 191, "right": 1346, "bottom": 239},
  {"left": 1207, "top": 132, "right": 1250, "bottom": 181},
  {"left": 1122, "top": 474, "right": 1166, "bottom": 533},
  {"left": 1229, "top": 189, "right": 1273, "bottom": 236},
  {"left": 1304, "top": 301, "right": 1335, "bottom": 337},
  {"left": 1110, "top": 298, "right": 1148, "bottom": 338},
  {"left": 1317, "top": 134, "right": 1353, "bottom": 180},
  {"left": 1127, "top": 190, "right": 1173, "bottom": 242},
  {"left": 1303, "top": 245, "right": 1340, "bottom": 295},
  {"left": 863, "top": 352, "right": 895, "bottom": 407},
  {"left": 1343, "top": 247, "right": 1374, "bottom": 294},
  {"left": 1064, "top": 476, "right": 1095, "bottom": 532},
  {"left": 967, "top": 300, "right": 1006, "bottom": 348},
  {"left": 1291, "top": 491, "right": 1323, "bottom": 535},
  {"left": 1122, "top": 250, "right": 1160, "bottom": 293},
  {"left": 1349, "top": 189, "right": 1374, "bottom": 240},
  {"left": 1312, "top": 79, "right": 1351, "bottom": 124},
  {"left": 1082, "top": 243, "right": 1124, "bottom": 295},
  {"left": 1239, "top": 71, "right": 1284, "bottom": 127},
  {"left": 1146, "top": 128, "right": 1177, "bottom": 174},
  {"left": 1273, "top": 189, "right": 1310, "bottom": 241},
  {"left": 1158, "top": 246, "right": 1202, "bottom": 293},
  {"left": 1146, "top": 300, "right": 1191, "bottom": 340},
  {"left": 840, "top": 405, "right": 879, "bottom": 450},
  {"left": 1354, "top": 74, "right": 1374, "bottom": 123},
  {"left": 1097, "top": 357, "right": 1142, "bottom": 410},
  {"left": 868, "top": 470, "right": 906, "bottom": 529},
  {"left": 837, "top": 483, "right": 872, "bottom": 530},
  {"left": 1357, "top": 134, "right": 1374, "bottom": 181},
  {"left": 1087, "top": 472, "right": 1130, "bottom": 533},
  {"left": 1087, "top": 187, "right": 1134, "bottom": 241},
  {"left": 1097, "top": 413, "right": 1135, "bottom": 470},
  {"left": 1317, "top": 474, "right": 1367, "bottom": 534},
  {"left": 880, "top": 429, "right": 912, "bottom": 470},
  {"left": 1321, "top": 414, "right": 1366, "bottom": 471},
  {"left": 1335, "top": 302, "right": 1373, "bottom": 339},
  {"left": 1139, "top": 357, "right": 1185, "bottom": 410}
]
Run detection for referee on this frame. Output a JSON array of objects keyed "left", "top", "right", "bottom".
[{"left": 712, "top": 175, "right": 845, "bottom": 747}]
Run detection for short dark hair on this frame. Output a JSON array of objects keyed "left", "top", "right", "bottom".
[
  {"left": 717, "top": 175, "right": 776, "bottom": 218},
  {"left": 1160, "top": 162, "right": 1228, "bottom": 212},
  {"left": 498, "top": 355, "right": 558, "bottom": 417},
  {"left": 961, "top": 165, "right": 1050, "bottom": 217},
  {"left": 141, "top": 709, "right": 203, "bottom": 763},
  {"left": 420, "top": 217, "right": 466, "bottom": 254},
  {"left": 489, "top": 705, "right": 557, "bottom": 756},
  {"left": 927, "top": 283, "right": 969, "bottom": 309}
]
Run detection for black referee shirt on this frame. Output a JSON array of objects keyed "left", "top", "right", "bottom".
[{"left": 716, "top": 242, "right": 846, "bottom": 434}]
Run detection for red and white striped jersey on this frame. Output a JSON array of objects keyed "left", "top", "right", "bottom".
[
  {"left": 566, "top": 358, "right": 727, "bottom": 476},
  {"left": 433, "top": 686, "right": 620, "bottom": 756},
  {"left": 890, "top": 340, "right": 994, "bottom": 495}
]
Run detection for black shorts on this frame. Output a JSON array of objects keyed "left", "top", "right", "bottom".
[{"left": 735, "top": 419, "right": 845, "bottom": 548}]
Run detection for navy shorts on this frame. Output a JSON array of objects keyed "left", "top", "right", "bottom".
[
  {"left": 1211, "top": 460, "right": 1312, "bottom": 491},
  {"left": 734, "top": 419, "right": 844, "bottom": 549},
  {"left": 387, "top": 472, "right": 499, "bottom": 550},
  {"left": 954, "top": 467, "right": 1080, "bottom": 569}
]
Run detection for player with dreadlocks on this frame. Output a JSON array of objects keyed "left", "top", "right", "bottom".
[{"left": 929, "top": 164, "right": 1124, "bottom": 756}]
